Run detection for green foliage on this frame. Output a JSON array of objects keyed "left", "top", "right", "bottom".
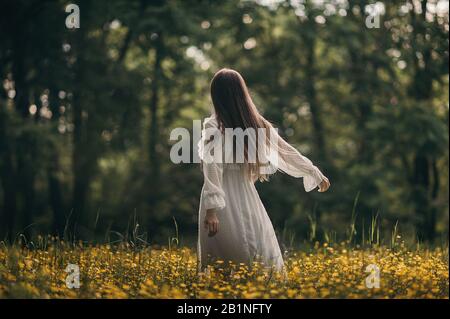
[{"left": 0, "top": 0, "right": 448, "bottom": 245}]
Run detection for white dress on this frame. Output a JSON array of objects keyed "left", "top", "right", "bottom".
[{"left": 197, "top": 114, "right": 326, "bottom": 272}]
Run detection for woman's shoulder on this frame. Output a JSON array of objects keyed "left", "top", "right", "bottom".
[
  {"left": 202, "top": 113, "right": 219, "bottom": 129},
  {"left": 198, "top": 113, "right": 223, "bottom": 161}
]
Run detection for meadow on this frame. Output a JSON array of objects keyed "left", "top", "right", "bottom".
[
  {"left": 0, "top": 238, "right": 448, "bottom": 299},
  {"left": 0, "top": 0, "right": 448, "bottom": 301}
]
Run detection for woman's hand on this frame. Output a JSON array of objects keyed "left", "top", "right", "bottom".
[
  {"left": 204, "top": 210, "right": 219, "bottom": 237},
  {"left": 318, "top": 177, "right": 330, "bottom": 192}
]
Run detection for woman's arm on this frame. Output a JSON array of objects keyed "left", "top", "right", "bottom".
[
  {"left": 202, "top": 159, "right": 224, "bottom": 237},
  {"left": 199, "top": 116, "right": 225, "bottom": 236},
  {"left": 205, "top": 209, "right": 219, "bottom": 237},
  {"left": 267, "top": 126, "right": 330, "bottom": 192}
]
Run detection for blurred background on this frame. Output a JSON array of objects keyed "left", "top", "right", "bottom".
[{"left": 0, "top": 0, "right": 448, "bottom": 247}]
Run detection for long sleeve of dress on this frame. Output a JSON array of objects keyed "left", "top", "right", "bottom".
[
  {"left": 202, "top": 160, "right": 226, "bottom": 210},
  {"left": 267, "top": 127, "right": 326, "bottom": 192},
  {"left": 198, "top": 115, "right": 226, "bottom": 211}
]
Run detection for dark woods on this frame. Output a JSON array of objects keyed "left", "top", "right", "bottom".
[{"left": 0, "top": 0, "right": 448, "bottom": 246}]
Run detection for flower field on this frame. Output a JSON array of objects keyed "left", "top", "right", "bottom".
[{"left": 0, "top": 240, "right": 448, "bottom": 299}]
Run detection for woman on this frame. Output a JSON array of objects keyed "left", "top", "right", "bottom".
[{"left": 198, "top": 68, "right": 330, "bottom": 272}]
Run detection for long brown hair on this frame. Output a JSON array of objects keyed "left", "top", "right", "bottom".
[{"left": 210, "top": 68, "right": 272, "bottom": 181}]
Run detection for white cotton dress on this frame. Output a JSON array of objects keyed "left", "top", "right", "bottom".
[{"left": 197, "top": 114, "right": 326, "bottom": 272}]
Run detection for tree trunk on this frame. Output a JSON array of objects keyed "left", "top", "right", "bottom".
[
  {"left": 412, "top": 154, "right": 430, "bottom": 241},
  {"left": 147, "top": 33, "right": 163, "bottom": 235},
  {"left": 12, "top": 30, "right": 37, "bottom": 240},
  {"left": 71, "top": 76, "right": 87, "bottom": 240},
  {"left": 16, "top": 149, "right": 35, "bottom": 240},
  {"left": 0, "top": 105, "right": 17, "bottom": 243},
  {"left": 48, "top": 89, "right": 66, "bottom": 237},
  {"left": 409, "top": 0, "right": 437, "bottom": 242},
  {"left": 48, "top": 164, "right": 65, "bottom": 237},
  {"left": 303, "top": 28, "right": 327, "bottom": 162},
  {"left": 149, "top": 34, "right": 163, "bottom": 184},
  {"left": 348, "top": 0, "right": 374, "bottom": 165},
  {"left": 70, "top": 23, "right": 91, "bottom": 240}
]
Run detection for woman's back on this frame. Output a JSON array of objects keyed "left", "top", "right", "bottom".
[{"left": 197, "top": 68, "right": 330, "bottom": 272}]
